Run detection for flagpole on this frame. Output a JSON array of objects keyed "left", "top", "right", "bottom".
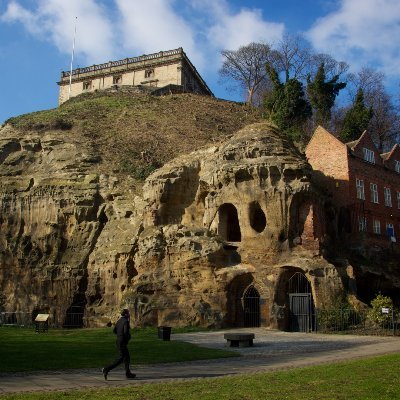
[{"left": 68, "top": 17, "right": 78, "bottom": 100}]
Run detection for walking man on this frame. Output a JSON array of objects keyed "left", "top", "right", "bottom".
[{"left": 102, "top": 309, "right": 136, "bottom": 379}]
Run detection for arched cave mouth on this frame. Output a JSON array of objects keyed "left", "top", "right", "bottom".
[
  {"left": 249, "top": 201, "right": 266, "bottom": 233},
  {"left": 218, "top": 203, "right": 241, "bottom": 242}
]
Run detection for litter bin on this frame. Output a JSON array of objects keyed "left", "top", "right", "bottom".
[{"left": 157, "top": 326, "right": 171, "bottom": 341}]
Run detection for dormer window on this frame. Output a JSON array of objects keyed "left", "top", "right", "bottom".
[
  {"left": 395, "top": 160, "right": 400, "bottom": 173},
  {"left": 363, "top": 148, "right": 375, "bottom": 164}
]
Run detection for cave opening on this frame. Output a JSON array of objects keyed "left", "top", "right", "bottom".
[
  {"left": 249, "top": 201, "right": 266, "bottom": 233},
  {"left": 218, "top": 203, "right": 241, "bottom": 242}
]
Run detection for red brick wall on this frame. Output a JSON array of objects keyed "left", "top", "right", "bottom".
[
  {"left": 299, "top": 201, "right": 323, "bottom": 251},
  {"left": 306, "top": 127, "right": 400, "bottom": 248},
  {"left": 348, "top": 156, "right": 400, "bottom": 243},
  {"left": 305, "top": 126, "right": 350, "bottom": 208}
]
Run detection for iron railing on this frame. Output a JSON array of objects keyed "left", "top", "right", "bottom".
[
  {"left": 61, "top": 48, "right": 183, "bottom": 78},
  {"left": 316, "top": 308, "right": 400, "bottom": 336},
  {"left": 0, "top": 312, "right": 85, "bottom": 329}
]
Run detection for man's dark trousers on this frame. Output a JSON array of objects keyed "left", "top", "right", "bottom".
[{"left": 106, "top": 338, "right": 130, "bottom": 373}]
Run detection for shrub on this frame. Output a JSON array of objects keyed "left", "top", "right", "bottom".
[
  {"left": 367, "top": 293, "right": 393, "bottom": 326},
  {"left": 317, "top": 296, "right": 356, "bottom": 331}
]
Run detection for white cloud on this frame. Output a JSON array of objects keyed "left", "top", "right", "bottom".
[
  {"left": 1, "top": 1, "right": 42, "bottom": 35},
  {"left": 205, "top": 2, "right": 285, "bottom": 51},
  {"left": 1, "top": 0, "right": 115, "bottom": 64},
  {"left": 113, "top": 0, "right": 285, "bottom": 73},
  {"left": 0, "top": 0, "right": 286, "bottom": 79},
  {"left": 114, "top": 0, "right": 201, "bottom": 67},
  {"left": 306, "top": 0, "right": 400, "bottom": 76}
]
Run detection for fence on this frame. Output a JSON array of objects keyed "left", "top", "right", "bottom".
[
  {"left": 0, "top": 312, "right": 85, "bottom": 329},
  {"left": 0, "top": 312, "right": 34, "bottom": 327},
  {"left": 316, "top": 307, "right": 400, "bottom": 336}
]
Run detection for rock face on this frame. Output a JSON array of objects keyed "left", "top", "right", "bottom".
[{"left": 0, "top": 121, "right": 347, "bottom": 329}]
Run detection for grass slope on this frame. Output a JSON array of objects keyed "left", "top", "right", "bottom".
[
  {"left": 5, "top": 92, "right": 261, "bottom": 191},
  {"left": 1, "top": 354, "right": 400, "bottom": 399},
  {"left": 0, "top": 327, "right": 236, "bottom": 373}
]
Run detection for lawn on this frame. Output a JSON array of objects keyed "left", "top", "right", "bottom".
[
  {"left": 1, "top": 354, "right": 400, "bottom": 400},
  {"left": 0, "top": 327, "right": 236, "bottom": 372}
]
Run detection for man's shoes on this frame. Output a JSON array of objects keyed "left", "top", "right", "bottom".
[
  {"left": 102, "top": 368, "right": 108, "bottom": 380},
  {"left": 126, "top": 372, "right": 136, "bottom": 379}
]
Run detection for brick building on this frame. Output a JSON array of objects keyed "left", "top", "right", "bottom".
[
  {"left": 306, "top": 126, "right": 400, "bottom": 251},
  {"left": 58, "top": 48, "right": 213, "bottom": 104}
]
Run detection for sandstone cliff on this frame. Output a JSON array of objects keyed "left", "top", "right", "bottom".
[{"left": 1, "top": 91, "right": 398, "bottom": 329}]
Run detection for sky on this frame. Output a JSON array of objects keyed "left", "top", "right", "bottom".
[{"left": 0, "top": 0, "right": 399, "bottom": 124}]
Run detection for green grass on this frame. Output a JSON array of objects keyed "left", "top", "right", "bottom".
[
  {"left": 0, "top": 327, "right": 236, "bottom": 372},
  {"left": 1, "top": 354, "right": 400, "bottom": 399}
]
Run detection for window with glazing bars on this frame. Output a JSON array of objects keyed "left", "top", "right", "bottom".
[
  {"left": 363, "top": 148, "right": 375, "bottom": 163},
  {"left": 356, "top": 179, "right": 365, "bottom": 200},
  {"left": 373, "top": 219, "right": 381, "bottom": 234},
  {"left": 358, "top": 216, "right": 367, "bottom": 232},
  {"left": 384, "top": 187, "right": 392, "bottom": 207},
  {"left": 370, "top": 183, "right": 379, "bottom": 203},
  {"left": 363, "top": 147, "right": 375, "bottom": 164}
]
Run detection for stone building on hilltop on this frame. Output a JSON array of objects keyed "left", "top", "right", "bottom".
[{"left": 58, "top": 48, "right": 213, "bottom": 104}]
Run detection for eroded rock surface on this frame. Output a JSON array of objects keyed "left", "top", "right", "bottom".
[{"left": 0, "top": 122, "right": 347, "bottom": 328}]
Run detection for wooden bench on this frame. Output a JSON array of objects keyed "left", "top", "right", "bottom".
[{"left": 224, "top": 333, "right": 255, "bottom": 347}]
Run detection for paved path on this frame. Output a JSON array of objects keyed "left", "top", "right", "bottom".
[{"left": 1, "top": 328, "right": 400, "bottom": 394}]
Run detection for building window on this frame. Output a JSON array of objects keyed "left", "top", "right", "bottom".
[
  {"left": 83, "top": 81, "right": 92, "bottom": 90},
  {"left": 358, "top": 216, "right": 367, "bottom": 232},
  {"left": 384, "top": 187, "right": 392, "bottom": 207},
  {"left": 113, "top": 75, "right": 122, "bottom": 84},
  {"left": 144, "top": 69, "right": 155, "bottom": 79},
  {"left": 370, "top": 183, "right": 379, "bottom": 203},
  {"left": 397, "top": 192, "right": 400, "bottom": 209},
  {"left": 356, "top": 179, "right": 365, "bottom": 200},
  {"left": 395, "top": 160, "right": 400, "bottom": 173},
  {"left": 363, "top": 148, "right": 375, "bottom": 164},
  {"left": 373, "top": 219, "right": 381, "bottom": 234}
]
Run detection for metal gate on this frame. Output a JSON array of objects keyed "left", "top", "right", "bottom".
[
  {"left": 288, "top": 272, "right": 314, "bottom": 332},
  {"left": 289, "top": 293, "right": 313, "bottom": 332},
  {"left": 243, "top": 286, "right": 260, "bottom": 327}
]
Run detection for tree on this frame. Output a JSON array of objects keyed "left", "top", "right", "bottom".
[
  {"left": 310, "top": 53, "right": 349, "bottom": 82},
  {"left": 340, "top": 89, "right": 373, "bottom": 142},
  {"left": 273, "top": 34, "right": 313, "bottom": 82},
  {"left": 347, "top": 67, "right": 399, "bottom": 150},
  {"left": 264, "top": 65, "right": 311, "bottom": 141},
  {"left": 307, "top": 62, "right": 347, "bottom": 126},
  {"left": 219, "top": 42, "right": 274, "bottom": 105}
]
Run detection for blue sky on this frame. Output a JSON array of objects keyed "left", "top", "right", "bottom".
[{"left": 0, "top": 0, "right": 399, "bottom": 124}]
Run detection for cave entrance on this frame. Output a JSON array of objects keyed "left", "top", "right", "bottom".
[
  {"left": 288, "top": 272, "right": 315, "bottom": 332},
  {"left": 63, "top": 304, "right": 85, "bottom": 328},
  {"left": 218, "top": 203, "right": 241, "bottom": 242},
  {"left": 243, "top": 286, "right": 260, "bottom": 327},
  {"left": 226, "top": 275, "right": 264, "bottom": 328},
  {"left": 275, "top": 268, "right": 315, "bottom": 332},
  {"left": 226, "top": 273, "right": 253, "bottom": 327}
]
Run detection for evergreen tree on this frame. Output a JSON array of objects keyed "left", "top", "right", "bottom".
[
  {"left": 340, "top": 89, "right": 373, "bottom": 142},
  {"left": 264, "top": 65, "right": 311, "bottom": 141},
  {"left": 307, "top": 63, "right": 346, "bottom": 126}
]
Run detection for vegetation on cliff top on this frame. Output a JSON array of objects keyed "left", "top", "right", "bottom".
[{"left": 5, "top": 91, "right": 261, "bottom": 184}]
